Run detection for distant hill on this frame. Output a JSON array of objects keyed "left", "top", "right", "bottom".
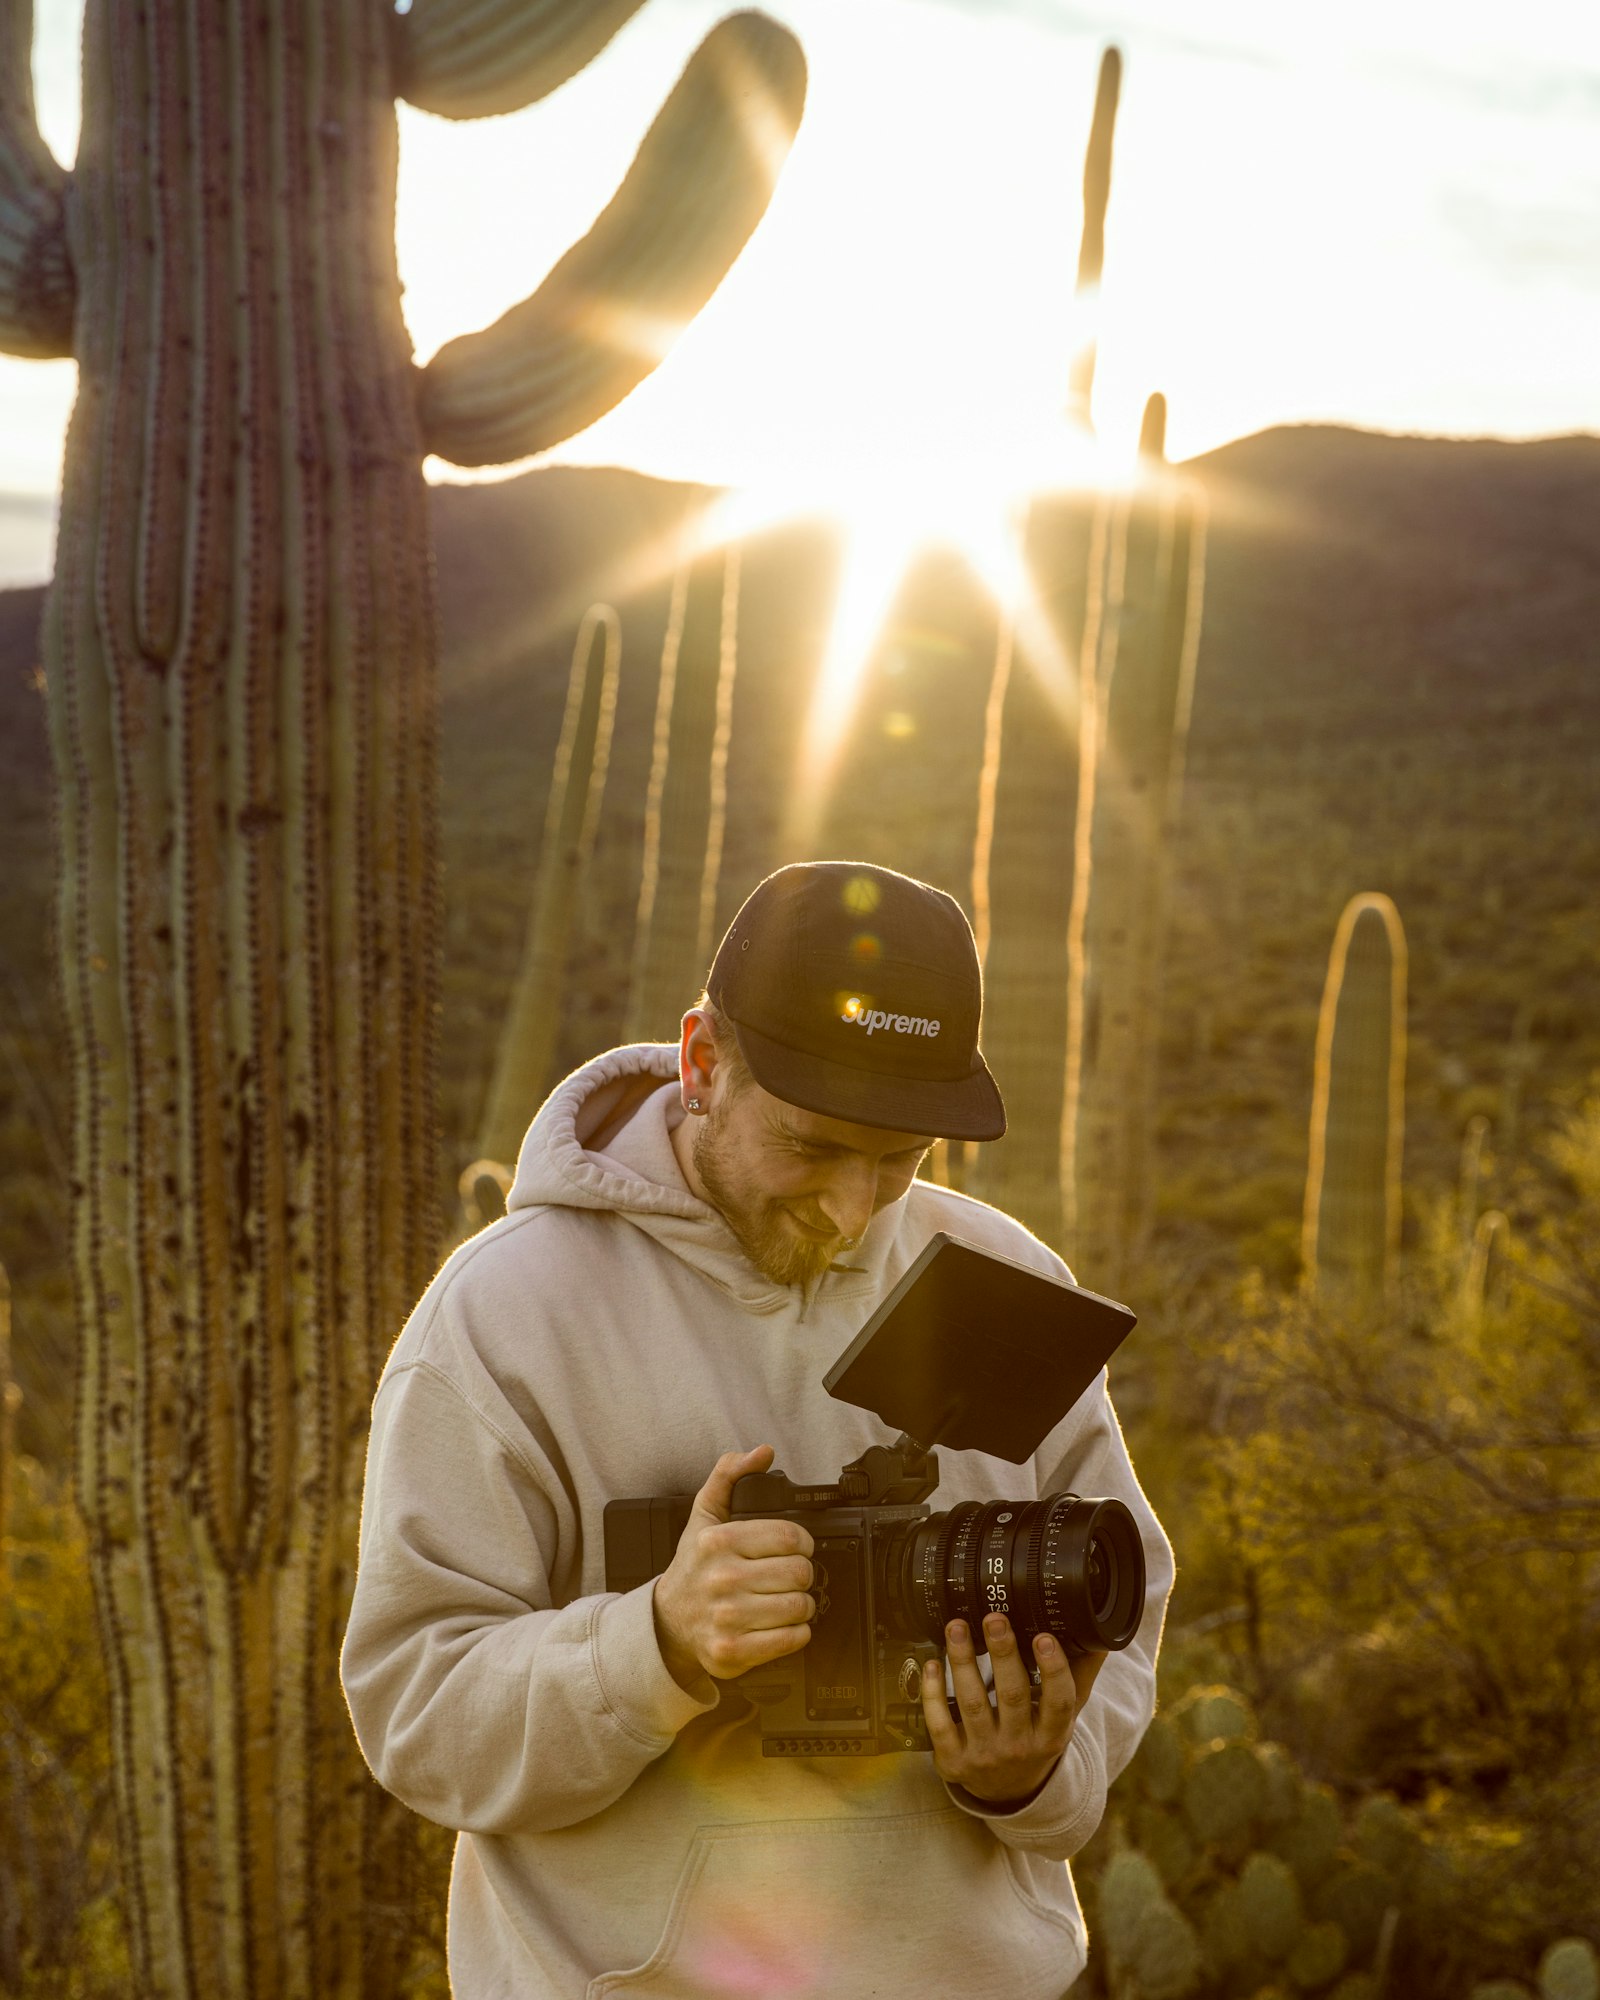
[{"left": 3, "top": 425, "right": 1599, "bottom": 1449}]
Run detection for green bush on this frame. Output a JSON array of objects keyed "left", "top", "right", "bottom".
[{"left": 0, "top": 1457, "right": 125, "bottom": 1996}]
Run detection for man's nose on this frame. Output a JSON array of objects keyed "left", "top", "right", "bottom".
[{"left": 817, "top": 1161, "right": 877, "bottom": 1243}]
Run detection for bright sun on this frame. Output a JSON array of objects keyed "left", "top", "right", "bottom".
[{"left": 687, "top": 411, "right": 1136, "bottom": 851}]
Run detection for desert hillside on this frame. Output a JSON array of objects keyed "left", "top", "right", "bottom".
[{"left": 3, "top": 423, "right": 1598, "bottom": 1449}]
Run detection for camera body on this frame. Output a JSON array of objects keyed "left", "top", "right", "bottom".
[
  {"left": 604, "top": 1235, "right": 1148, "bottom": 1758},
  {"left": 603, "top": 1434, "right": 1145, "bottom": 1758}
]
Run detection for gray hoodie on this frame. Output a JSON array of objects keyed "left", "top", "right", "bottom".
[{"left": 341, "top": 1044, "right": 1174, "bottom": 1998}]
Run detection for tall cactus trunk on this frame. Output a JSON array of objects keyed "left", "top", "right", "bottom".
[
  {"left": 1302, "top": 894, "right": 1408, "bottom": 1302},
  {"left": 478, "top": 604, "right": 620, "bottom": 1167},
  {"left": 6, "top": 1, "right": 805, "bottom": 1989},
  {"left": 48, "top": 3, "right": 436, "bottom": 1990},
  {"left": 967, "top": 44, "right": 1121, "bottom": 1250},
  {"left": 1062, "top": 415, "right": 1205, "bottom": 1293},
  {"left": 0, "top": 1261, "right": 16, "bottom": 1558},
  {"left": 625, "top": 541, "right": 739, "bottom": 1042},
  {"left": 968, "top": 492, "right": 1108, "bottom": 1246}
]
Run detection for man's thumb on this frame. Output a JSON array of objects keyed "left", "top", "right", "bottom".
[{"left": 693, "top": 1445, "right": 775, "bottom": 1524}]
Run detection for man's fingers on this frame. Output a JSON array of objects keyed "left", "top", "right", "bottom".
[
  {"left": 692, "top": 1445, "right": 775, "bottom": 1525},
  {"left": 1033, "top": 1633, "right": 1082, "bottom": 1738},
  {"left": 704, "top": 1519, "right": 814, "bottom": 1564},
  {"left": 720, "top": 1589, "right": 816, "bottom": 1632},
  {"left": 944, "top": 1621, "right": 995, "bottom": 1729},
  {"left": 921, "top": 1659, "right": 963, "bottom": 1757},
  {"left": 983, "top": 1616, "right": 1036, "bottom": 1732},
  {"left": 742, "top": 1553, "right": 814, "bottom": 1593},
  {"left": 709, "top": 1621, "right": 811, "bottom": 1676},
  {"left": 1071, "top": 1649, "right": 1109, "bottom": 1707}
]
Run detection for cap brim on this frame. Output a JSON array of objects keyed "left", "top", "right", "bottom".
[{"left": 729, "top": 1017, "right": 1006, "bottom": 1142}]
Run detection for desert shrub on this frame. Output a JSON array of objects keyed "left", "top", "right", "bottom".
[
  {"left": 1171, "top": 1081, "right": 1600, "bottom": 1985},
  {"left": 0, "top": 1456, "right": 126, "bottom": 1998}
]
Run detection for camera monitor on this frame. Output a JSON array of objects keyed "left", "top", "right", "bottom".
[{"left": 822, "top": 1233, "right": 1137, "bottom": 1464}]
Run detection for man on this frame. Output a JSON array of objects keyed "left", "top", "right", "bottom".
[{"left": 342, "top": 860, "right": 1173, "bottom": 1998}]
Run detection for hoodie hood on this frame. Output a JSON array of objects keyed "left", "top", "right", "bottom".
[
  {"left": 508, "top": 1042, "right": 692, "bottom": 1221},
  {"left": 506, "top": 1043, "right": 903, "bottom": 1317}
]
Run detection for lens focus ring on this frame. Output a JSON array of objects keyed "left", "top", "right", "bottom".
[{"left": 897, "top": 1492, "right": 1145, "bottom": 1656}]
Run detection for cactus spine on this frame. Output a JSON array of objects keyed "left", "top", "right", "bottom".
[
  {"left": 478, "top": 604, "right": 620, "bottom": 1167},
  {"left": 1061, "top": 394, "right": 1206, "bottom": 1289},
  {"left": 626, "top": 542, "right": 741, "bottom": 1042},
  {"left": 1303, "top": 894, "right": 1408, "bottom": 1299},
  {"left": 969, "top": 48, "right": 1120, "bottom": 1246},
  {"left": 2, "top": 3, "right": 804, "bottom": 1990}
]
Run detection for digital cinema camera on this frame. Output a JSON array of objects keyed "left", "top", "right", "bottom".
[{"left": 604, "top": 1234, "right": 1147, "bottom": 1758}]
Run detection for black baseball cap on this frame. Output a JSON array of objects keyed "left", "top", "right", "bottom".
[{"left": 705, "top": 861, "right": 1006, "bottom": 1141}]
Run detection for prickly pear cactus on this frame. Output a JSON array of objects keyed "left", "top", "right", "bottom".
[
  {"left": 1099, "top": 1849, "right": 1203, "bottom": 2000},
  {"left": 1, "top": 3, "right": 805, "bottom": 1991},
  {"left": 1539, "top": 1940, "right": 1600, "bottom": 2000},
  {"left": 1080, "top": 1684, "right": 1433, "bottom": 2000},
  {"left": 1302, "top": 893, "right": 1408, "bottom": 1299},
  {"left": 479, "top": 604, "right": 621, "bottom": 1166}
]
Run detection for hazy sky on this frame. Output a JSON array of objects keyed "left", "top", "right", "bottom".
[{"left": 2, "top": 0, "right": 1597, "bottom": 584}]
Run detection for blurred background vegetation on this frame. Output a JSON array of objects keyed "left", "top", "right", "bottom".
[{"left": 2, "top": 418, "right": 1597, "bottom": 1994}]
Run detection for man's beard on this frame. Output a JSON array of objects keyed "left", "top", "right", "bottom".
[{"left": 693, "top": 1111, "right": 845, "bottom": 1288}]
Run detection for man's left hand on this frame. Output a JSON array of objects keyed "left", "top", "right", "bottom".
[{"left": 921, "top": 1614, "right": 1106, "bottom": 1806}]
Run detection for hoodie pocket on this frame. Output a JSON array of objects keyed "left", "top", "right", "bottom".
[{"left": 585, "top": 1805, "right": 1084, "bottom": 2000}]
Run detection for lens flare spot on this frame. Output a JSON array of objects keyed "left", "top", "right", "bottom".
[
  {"left": 850, "top": 932, "right": 881, "bottom": 965},
  {"left": 685, "top": 1912, "right": 820, "bottom": 1998},
  {"left": 843, "top": 875, "right": 881, "bottom": 915},
  {"left": 837, "top": 991, "right": 872, "bottom": 1021},
  {"left": 882, "top": 710, "right": 916, "bottom": 741}
]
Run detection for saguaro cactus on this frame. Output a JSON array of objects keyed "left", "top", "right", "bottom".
[
  {"left": 1303, "top": 894, "right": 1408, "bottom": 1300},
  {"left": 1062, "top": 394, "right": 1206, "bottom": 1291},
  {"left": 1461, "top": 1207, "right": 1509, "bottom": 1326},
  {"left": 0, "top": 1260, "right": 16, "bottom": 1556},
  {"left": 478, "top": 603, "right": 621, "bottom": 1168},
  {"left": 625, "top": 539, "right": 741, "bottom": 1042},
  {"left": 969, "top": 47, "right": 1121, "bottom": 1246},
  {"left": 1066, "top": 46, "right": 1121, "bottom": 428},
  {"left": 1, "top": 3, "right": 804, "bottom": 1992}
]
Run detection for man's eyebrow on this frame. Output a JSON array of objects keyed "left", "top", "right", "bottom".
[
  {"left": 772, "top": 1118, "right": 929, "bottom": 1159},
  {"left": 772, "top": 1118, "right": 842, "bottom": 1151}
]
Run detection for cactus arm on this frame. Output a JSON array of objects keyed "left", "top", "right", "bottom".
[
  {"left": 417, "top": 11, "right": 806, "bottom": 469},
  {"left": 394, "top": 0, "right": 648, "bottom": 120},
  {"left": 0, "top": 0, "right": 74, "bottom": 356}
]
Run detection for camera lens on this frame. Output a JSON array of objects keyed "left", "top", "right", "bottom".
[
  {"left": 1086, "top": 1535, "right": 1117, "bottom": 1622},
  {"left": 890, "top": 1493, "right": 1145, "bottom": 1656}
]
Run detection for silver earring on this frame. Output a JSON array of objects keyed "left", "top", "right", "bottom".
[{"left": 687, "top": 1097, "right": 703, "bottom": 1113}]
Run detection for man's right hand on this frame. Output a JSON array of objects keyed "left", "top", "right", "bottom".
[{"left": 651, "top": 1446, "right": 816, "bottom": 1691}]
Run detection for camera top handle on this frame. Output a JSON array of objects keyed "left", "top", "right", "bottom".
[{"left": 729, "top": 1434, "right": 939, "bottom": 1515}]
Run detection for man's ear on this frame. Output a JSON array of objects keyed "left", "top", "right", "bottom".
[{"left": 678, "top": 1006, "right": 719, "bottom": 1109}]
